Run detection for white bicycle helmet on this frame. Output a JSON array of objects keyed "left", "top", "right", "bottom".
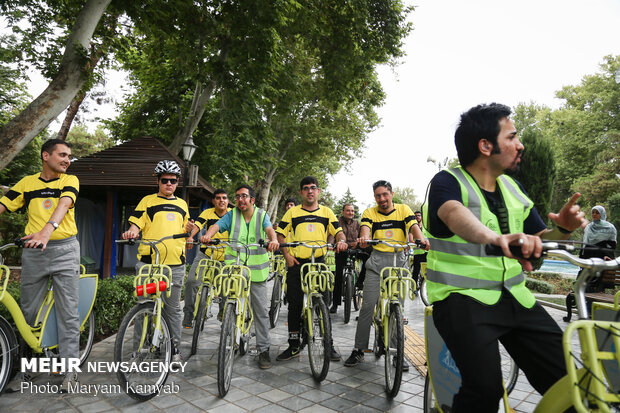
[{"left": 154, "top": 160, "right": 182, "bottom": 176}]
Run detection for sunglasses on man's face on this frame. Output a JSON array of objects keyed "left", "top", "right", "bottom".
[{"left": 160, "top": 178, "right": 178, "bottom": 185}]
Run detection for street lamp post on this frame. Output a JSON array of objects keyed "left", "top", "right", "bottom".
[{"left": 181, "top": 137, "right": 198, "bottom": 201}]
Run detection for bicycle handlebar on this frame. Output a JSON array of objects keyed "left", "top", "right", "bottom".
[
  {"left": 365, "top": 239, "right": 423, "bottom": 250},
  {"left": 279, "top": 241, "right": 335, "bottom": 249}
]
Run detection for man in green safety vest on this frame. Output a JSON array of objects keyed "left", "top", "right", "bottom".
[
  {"left": 202, "top": 184, "right": 279, "bottom": 369},
  {"left": 423, "top": 103, "right": 587, "bottom": 412}
]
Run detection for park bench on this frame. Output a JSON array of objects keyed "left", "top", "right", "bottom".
[{"left": 564, "top": 269, "right": 620, "bottom": 322}]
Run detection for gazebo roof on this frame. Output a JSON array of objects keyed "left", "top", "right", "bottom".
[{"left": 69, "top": 136, "right": 215, "bottom": 203}]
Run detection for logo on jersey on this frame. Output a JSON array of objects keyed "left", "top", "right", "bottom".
[
  {"left": 307, "top": 224, "right": 315, "bottom": 232},
  {"left": 42, "top": 199, "right": 53, "bottom": 210},
  {"left": 385, "top": 230, "right": 394, "bottom": 238},
  {"left": 166, "top": 212, "right": 176, "bottom": 221}
]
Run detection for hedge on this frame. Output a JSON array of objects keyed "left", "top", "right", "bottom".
[{"left": 526, "top": 277, "right": 555, "bottom": 294}]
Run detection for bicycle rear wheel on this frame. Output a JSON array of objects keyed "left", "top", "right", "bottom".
[
  {"left": 217, "top": 302, "right": 236, "bottom": 397},
  {"left": 343, "top": 269, "right": 353, "bottom": 324},
  {"left": 79, "top": 311, "right": 95, "bottom": 366},
  {"left": 114, "top": 301, "right": 172, "bottom": 401},
  {"left": 385, "top": 304, "right": 404, "bottom": 398},
  {"left": 307, "top": 296, "right": 331, "bottom": 381},
  {"left": 0, "top": 316, "right": 18, "bottom": 394},
  {"left": 269, "top": 276, "right": 282, "bottom": 329},
  {"left": 191, "top": 286, "right": 210, "bottom": 356},
  {"left": 423, "top": 373, "right": 441, "bottom": 413}
]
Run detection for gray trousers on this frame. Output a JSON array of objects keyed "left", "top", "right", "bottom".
[
  {"left": 135, "top": 262, "right": 186, "bottom": 346},
  {"left": 183, "top": 250, "right": 206, "bottom": 316},
  {"left": 251, "top": 279, "right": 270, "bottom": 352},
  {"left": 354, "top": 250, "right": 406, "bottom": 350},
  {"left": 21, "top": 236, "right": 80, "bottom": 360}
]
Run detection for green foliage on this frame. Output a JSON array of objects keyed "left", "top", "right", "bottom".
[
  {"left": 0, "top": 280, "right": 20, "bottom": 321},
  {"left": 93, "top": 275, "right": 137, "bottom": 339},
  {"left": 511, "top": 103, "right": 556, "bottom": 224},
  {"left": 66, "top": 124, "right": 115, "bottom": 159},
  {"left": 608, "top": 193, "right": 620, "bottom": 231},
  {"left": 548, "top": 55, "right": 620, "bottom": 211},
  {"left": 526, "top": 277, "right": 554, "bottom": 294},
  {"left": 393, "top": 186, "right": 421, "bottom": 213},
  {"left": 0, "top": 136, "right": 44, "bottom": 184},
  {"left": 333, "top": 188, "right": 360, "bottom": 218},
  {"left": 0, "top": 212, "right": 28, "bottom": 265}
]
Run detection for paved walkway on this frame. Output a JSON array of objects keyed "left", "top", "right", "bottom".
[{"left": 0, "top": 283, "right": 573, "bottom": 413}]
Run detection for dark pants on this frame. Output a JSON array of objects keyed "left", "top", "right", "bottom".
[
  {"left": 355, "top": 247, "right": 372, "bottom": 289},
  {"left": 412, "top": 252, "right": 427, "bottom": 282},
  {"left": 286, "top": 257, "right": 331, "bottom": 347},
  {"left": 332, "top": 252, "right": 348, "bottom": 306},
  {"left": 433, "top": 291, "right": 567, "bottom": 413}
]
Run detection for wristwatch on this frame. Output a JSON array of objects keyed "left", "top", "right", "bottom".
[{"left": 47, "top": 221, "right": 59, "bottom": 230}]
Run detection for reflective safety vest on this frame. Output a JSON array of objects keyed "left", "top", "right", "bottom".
[
  {"left": 225, "top": 207, "right": 270, "bottom": 282},
  {"left": 423, "top": 166, "right": 536, "bottom": 308}
]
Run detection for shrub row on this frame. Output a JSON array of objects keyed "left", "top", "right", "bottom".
[{"left": 526, "top": 277, "right": 555, "bottom": 294}]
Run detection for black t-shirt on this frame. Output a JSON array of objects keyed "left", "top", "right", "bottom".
[{"left": 425, "top": 170, "right": 547, "bottom": 238}]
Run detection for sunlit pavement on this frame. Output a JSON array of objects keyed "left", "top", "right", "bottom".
[{"left": 0, "top": 280, "right": 572, "bottom": 412}]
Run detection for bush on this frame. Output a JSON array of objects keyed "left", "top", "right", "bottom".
[
  {"left": 0, "top": 281, "right": 21, "bottom": 321},
  {"left": 0, "top": 212, "right": 28, "bottom": 265},
  {"left": 526, "top": 277, "right": 555, "bottom": 294},
  {"left": 93, "top": 275, "right": 137, "bottom": 339}
]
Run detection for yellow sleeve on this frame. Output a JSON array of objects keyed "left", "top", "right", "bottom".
[
  {"left": 0, "top": 178, "right": 26, "bottom": 212},
  {"left": 403, "top": 204, "right": 415, "bottom": 232},
  {"left": 128, "top": 197, "right": 148, "bottom": 230},
  {"left": 327, "top": 208, "right": 342, "bottom": 237},
  {"left": 60, "top": 175, "right": 79, "bottom": 205},
  {"left": 276, "top": 208, "right": 292, "bottom": 237},
  {"left": 360, "top": 208, "right": 373, "bottom": 229}
]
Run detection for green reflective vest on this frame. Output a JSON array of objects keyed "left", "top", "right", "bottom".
[
  {"left": 225, "top": 207, "right": 270, "bottom": 282},
  {"left": 422, "top": 166, "right": 536, "bottom": 308}
]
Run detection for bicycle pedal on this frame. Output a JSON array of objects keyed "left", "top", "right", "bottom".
[{"left": 403, "top": 318, "right": 409, "bottom": 325}]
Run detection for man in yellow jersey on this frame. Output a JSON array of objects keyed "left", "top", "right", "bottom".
[
  {"left": 201, "top": 185, "right": 279, "bottom": 369},
  {"left": 423, "top": 103, "right": 586, "bottom": 412},
  {"left": 0, "top": 139, "right": 81, "bottom": 390},
  {"left": 122, "top": 160, "right": 189, "bottom": 362},
  {"left": 344, "top": 180, "right": 428, "bottom": 370},
  {"left": 275, "top": 176, "right": 347, "bottom": 362},
  {"left": 182, "top": 188, "right": 231, "bottom": 328}
]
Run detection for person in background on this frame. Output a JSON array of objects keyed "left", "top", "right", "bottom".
[{"left": 329, "top": 203, "right": 360, "bottom": 314}]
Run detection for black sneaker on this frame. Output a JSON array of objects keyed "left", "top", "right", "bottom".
[
  {"left": 344, "top": 349, "right": 364, "bottom": 367},
  {"left": 258, "top": 351, "right": 272, "bottom": 369},
  {"left": 392, "top": 356, "right": 410, "bottom": 372},
  {"left": 182, "top": 312, "right": 193, "bottom": 329},
  {"left": 276, "top": 346, "right": 300, "bottom": 361},
  {"left": 330, "top": 347, "right": 341, "bottom": 361}
]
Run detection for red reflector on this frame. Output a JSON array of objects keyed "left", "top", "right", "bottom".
[{"left": 136, "top": 281, "right": 167, "bottom": 296}]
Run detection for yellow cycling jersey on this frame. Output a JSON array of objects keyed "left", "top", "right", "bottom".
[
  {"left": 361, "top": 203, "right": 415, "bottom": 253},
  {"left": 276, "top": 204, "right": 342, "bottom": 259},
  {"left": 129, "top": 194, "right": 189, "bottom": 265},
  {"left": 0, "top": 173, "right": 79, "bottom": 240},
  {"left": 194, "top": 207, "right": 231, "bottom": 260}
]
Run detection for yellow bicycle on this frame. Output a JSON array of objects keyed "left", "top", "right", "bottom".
[
  {"left": 268, "top": 254, "right": 287, "bottom": 329},
  {"left": 366, "top": 239, "right": 419, "bottom": 398},
  {"left": 0, "top": 239, "right": 97, "bottom": 394},
  {"left": 280, "top": 241, "right": 335, "bottom": 381}
]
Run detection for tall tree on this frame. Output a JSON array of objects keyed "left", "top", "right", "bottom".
[
  {"left": 0, "top": 0, "right": 113, "bottom": 170},
  {"left": 511, "top": 103, "right": 556, "bottom": 223},
  {"left": 393, "top": 186, "right": 421, "bottom": 212}
]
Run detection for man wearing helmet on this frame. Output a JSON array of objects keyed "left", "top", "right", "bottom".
[{"left": 122, "top": 160, "right": 189, "bottom": 361}]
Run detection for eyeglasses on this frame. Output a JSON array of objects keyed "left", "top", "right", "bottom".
[
  {"left": 160, "top": 178, "right": 178, "bottom": 184},
  {"left": 372, "top": 180, "right": 392, "bottom": 191},
  {"left": 302, "top": 185, "right": 319, "bottom": 192},
  {"left": 235, "top": 193, "right": 251, "bottom": 200}
]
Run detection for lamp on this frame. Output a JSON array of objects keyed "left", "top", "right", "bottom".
[{"left": 181, "top": 137, "right": 198, "bottom": 200}]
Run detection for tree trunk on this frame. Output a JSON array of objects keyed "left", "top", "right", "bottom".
[
  {"left": 0, "top": 0, "right": 112, "bottom": 171},
  {"left": 56, "top": 91, "right": 86, "bottom": 140},
  {"left": 168, "top": 43, "right": 229, "bottom": 155},
  {"left": 258, "top": 166, "right": 278, "bottom": 210},
  {"left": 267, "top": 186, "right": 285, "bottom": 221}
]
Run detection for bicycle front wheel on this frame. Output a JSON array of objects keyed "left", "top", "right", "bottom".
[
  {"left": 0, "top": 316, "right": 18, "bottom": 394},
  {"left": 114, "top": 302, "right": 172, "bottom": 401},
  {"left": 269, "top": 276, "right": 282, "bottom": 329},
  {"left": 79, "top": 311, "right": 95, "bottom": 366},
  {"left": 420, "top": 277, "right": 430, "bottom": 307},
  {"left": 217, "top": 302, "right": 236, "bottom": 397},
  {"left": 191, "top": 285, "right": 210, "bottom": 356},
  {"left": 343, "top": 269, "right": 353, "bottom": 324},
  {"left": 385, "top": 304, "right": 404, "bottom": 398},
  {"left": 307, "top": 296, "right": 331, "bottom": 382}
]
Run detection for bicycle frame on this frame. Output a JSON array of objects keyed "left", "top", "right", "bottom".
[
  {"left": 192, "top": 255, "right": 222, "bottom": 318},
  {"left": 0, "top": 244, "right": 97, "bottom": 355},
  {"left": 299, "top": 246, "right": 334, "bottom": 338}
]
